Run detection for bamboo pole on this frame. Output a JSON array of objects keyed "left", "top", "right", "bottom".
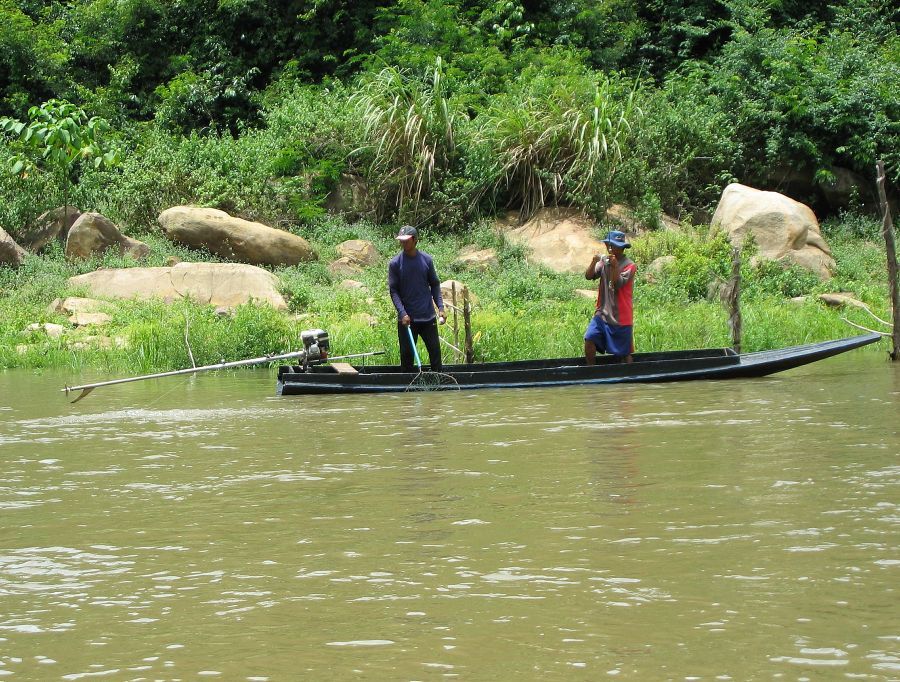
[
  {"left": 875, "top": 161, "right": 899, "bottom": 360},
  {"left": 463, "top": 287, "right": 474, "bottom": 364},
  {"left": 451, "top": 281, "right": 460, "bottom": 363},
  {"left": 726, "top": 246, "right": 742, "bottom": 353}
]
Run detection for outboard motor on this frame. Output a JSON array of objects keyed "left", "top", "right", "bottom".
[{"left": 300, "top": 329, "right": 330, "bottom": 368}]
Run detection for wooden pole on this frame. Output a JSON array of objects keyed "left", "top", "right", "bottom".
[
  {"left": 451, "top": 281, "right": 460, "bottom": 363},
  {"left": 463, "top": 287, "right": 474, "bottom": 364},
  {"left": 875, "top": 161, "right": 900, "bottom": 360},
  {"left": 727, "top": 246, "right": 742, "bottom": 353}
]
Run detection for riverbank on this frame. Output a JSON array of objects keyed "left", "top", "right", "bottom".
[{"left": 0, "top": 214, "right": 893, "bottom": 373}]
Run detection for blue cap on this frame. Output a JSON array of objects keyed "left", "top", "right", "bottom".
[{"left": 603, "top": 230, "right": 631, "bottom": 249}]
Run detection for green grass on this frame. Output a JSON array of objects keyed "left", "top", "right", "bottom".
[{"left": 1, "top": 214, "right": 894, "bottom": 372}]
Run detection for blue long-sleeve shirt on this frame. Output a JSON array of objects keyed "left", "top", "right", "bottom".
[{"left": 388, "top": 250, "right": 443, "bottom": 322}]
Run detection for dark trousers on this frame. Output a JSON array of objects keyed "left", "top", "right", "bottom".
[{"left": 398, "top": 319, "right": 442, "bottom": 372}]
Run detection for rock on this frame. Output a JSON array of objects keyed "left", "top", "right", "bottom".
[
  {"left": 606, "top": 204, "right": 680, "bottom": 232},
  {"left": 0, "top": 226, "right": 27, "bottom": 268},
  {"left": 69, "top": 311, "right": 112, "bottom": 327},
  {"left": 69, "top": 335, "right": 126, "bottom": 350},
  {"left": 24, "top": 322, "right": 66, "bottom": 338},
  {"left": 65, "top": 212, "right": 150, "bottom": 261},
  {"left": 497, "top": 207, "right": 606, "bottom": 274},
  {"left": 645, "top": 255, "right": 676, "bottom": 283},
  {"left": 158, "top": 206, "right": 317, "bottom": 266},
  {"left": 576, "top": 288, "right": 597, "bottom": 299},
  {"left": 817, "top": 293, "right": 868, "bottom": 309},
  {"left": 440, "top": 280, "right": 477, "bottom": 308},
  {"left": 337, "top": 239, "right": 379, "bottom": 266},
  {"left": 47, "top": 297, "right": 107, "bottom": 316},
  {"left": 18, "top": 206, "right": 81, "bottom": 253},
  {"left": 67, "top": 262, "right": 288, "bottom": 311},
  {"left": 338, "top": 279, "right": 367, "bottom": 291},
  {"left": 456, "top": 246, "right": 498, "bottom": 273},
  {"left": 326, "top": 173, "right": 370, "bottom": 219},
  {"left": 711, "top": 184, "right": 835, "bottom": 280},
  {"left": 329, "top": 257, "right": 362, "bottom": 278}
]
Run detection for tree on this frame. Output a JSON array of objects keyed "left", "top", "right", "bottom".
[{"left": 0, "top": 99, "right": 119, "bottom": 214}]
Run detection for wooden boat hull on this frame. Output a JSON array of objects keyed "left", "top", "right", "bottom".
[{"left": 276, "top": 333, "right": 881, "bottom": 395}]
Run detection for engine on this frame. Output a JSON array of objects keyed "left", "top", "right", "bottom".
[{"left": 300, "top": 329, "right": 330, "bottom": 365}]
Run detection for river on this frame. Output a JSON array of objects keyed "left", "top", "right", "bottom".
[{"left": 1, "top": 352, "right": 898, "bottom": 680}]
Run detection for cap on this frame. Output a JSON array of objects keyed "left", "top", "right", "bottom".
[
  {"left": 602, "top": 230, "right": 631, "bottom": 249},
  {"left": 396, "top": 225, "right": 418, "bottom": 241}
]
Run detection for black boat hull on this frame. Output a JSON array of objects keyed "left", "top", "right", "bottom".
[{"left": 276, "top": 333, "right": 881, "bottom": 395}]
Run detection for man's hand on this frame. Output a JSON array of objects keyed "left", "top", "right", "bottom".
[
  {"left": 401, "top": 314, "right": 411, "bottom": 326},
  {"left": 438, "top": 310, "right": 446, "bottom": 325}
]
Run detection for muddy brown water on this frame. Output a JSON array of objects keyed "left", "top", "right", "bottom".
[{"left": 1, "top": 352, "right": 898, "bottom": 680}]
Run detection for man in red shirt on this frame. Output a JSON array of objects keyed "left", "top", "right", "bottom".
[{"left": 584, "top": 230, "right": 637, "bottom": 364}]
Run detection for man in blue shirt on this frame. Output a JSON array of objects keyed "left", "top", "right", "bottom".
[{"left": 388, "top": 225, "right": 446, "bottom": 372}]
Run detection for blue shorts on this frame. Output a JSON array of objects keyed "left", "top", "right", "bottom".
[{"left": 584, "top": 315, "right": 633, "bottom": 357}]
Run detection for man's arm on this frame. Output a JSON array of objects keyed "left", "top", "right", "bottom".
[
  {"left": 427, "top": 258, "right": 444, "bottom": 316},
  {"left": 388, "top": 260, "right": 406, "bottom": 318},
  {"left": 585, "top": 255, "right": 602, "bottom": 280}
]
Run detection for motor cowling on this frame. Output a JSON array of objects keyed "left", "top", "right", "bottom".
[{"left": 300, "top": 329, "right": 329, "bottom": 364}]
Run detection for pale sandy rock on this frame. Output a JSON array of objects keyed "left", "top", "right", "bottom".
[
  {"left": 440, "top": 280, "right": 478, "bottom": 307},
  {"left": 158, "top": 206, "right": 316, "bottom": 266},
  {"left": 67, "top": 262, "right": 288, "bottom": 310},
  {"left": 24, "top": 322, "right": 66, "bottom": 338},
  {"left": 338, "top": 279, "right": 367, "bottom": 291},
  {"left": 711, "top": 184, "right": 834, "bottom": 280},
  {"left": 645, "top": 255, "right": 677, "bottom": 283},
  {"left": 47, "top": 297, "right": 107, "bottom": 316},
  {"left": 606, "top": 204, "right": 680, "bottom": 232},
  {"left": 576, "top": 289, "right": 597, "bottom": 299},
  {"left": 498, "top": 207, "right": 606, "bottom": 274},
  {"left": 456, "top": 246, "right": 498, "bottom": 272},
  {"left": 337, "top": 240, "right": 379, "bottom": 266},
  {"left": 0, "top": 226, "right": 27, "bottom": 268},
  {"left": 69, "top": 312, "right": 112, "bottom": 326},
  {"left": 69, "top": 335, "right": 126, "bottom": 350},
  {"left": 65, "top": 212, "right": 150, "bottom": 260},
  {"left": 817, "top": 292, "right": 868, "bottom": 309},
  {"left": 329, "top": 257, "right": 362, "bottom": 278}
]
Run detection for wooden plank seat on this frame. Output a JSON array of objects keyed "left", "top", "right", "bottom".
[{"left": 330, "top": 362, "right": 359, "bottom": 375}]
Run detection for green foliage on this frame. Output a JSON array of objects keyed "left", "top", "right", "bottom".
[
  {"left": 701, "top": 8, "right": 900, "bottom": 187},
  {"left": 744, "top": 259, "right": 821, "bottom": 299},
  {"left": 664, "top": 231, "right": 732, "bottom": 301},
  {"left": 0, "top": 99, "right": 119, "bottom": 214},
  {"left": 0, "top": 0, "right": 68, "bottom": 116},
  {"left": 351, "top": 58, "right": 460, "bottom": 224},
  {"left": 473, "top": 63, "right": 642, "bottom": 221}
]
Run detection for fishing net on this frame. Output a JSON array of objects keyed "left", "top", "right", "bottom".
[
  {"left": 405, "top": 369, "right": 459, "bottom": 391},
  {"left": 404, "top": 325, "right": 459, "bottom": 391}
]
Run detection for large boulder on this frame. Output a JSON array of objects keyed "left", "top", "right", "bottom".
[
  {"left": 456, "top": 246, "right": 499, "bottom": 273},
  {"left": 497, "top": 207, "right": 606, "bottom": 274},
  {"left": 19, "top": 206, "right": 81, "bottom": 253},
  {"left": 0, "top": 226, "right": 27, "bottom": 268},
  {"left": 158, "top": 206, "right": 317, "bottom": 266},
  {"left": 67, "top": 262, "right": 288, "bottom": 310},
  {"left": 65, "top": 212, "right": 150, "bottom": 261},
  {"left": 336, "top": 239, "right": 379, "bottom": 266},
  {"left": 711, "top": 184, "right": 835, "bottom": 280}
]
